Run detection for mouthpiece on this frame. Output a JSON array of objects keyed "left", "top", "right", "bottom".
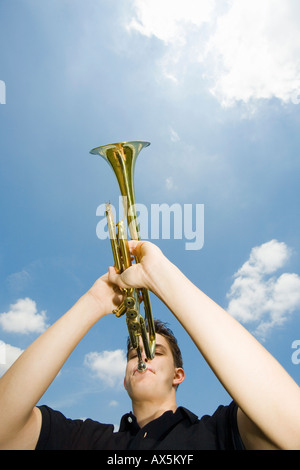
[
  {"left": 137, "top": 361, "right": 147, "bottom": 373},
  {"left": 136, "top": 345, "right": 147, "bottom": 373}
]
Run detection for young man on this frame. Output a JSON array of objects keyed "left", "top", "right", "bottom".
[{"left": 0, "top": 241, "right": 299, "bottom": 449}]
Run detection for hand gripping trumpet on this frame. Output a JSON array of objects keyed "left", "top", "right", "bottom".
[{"left": 90, "top": 141, "right": 156, "bottom": 372}]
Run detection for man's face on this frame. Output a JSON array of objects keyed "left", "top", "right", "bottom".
[{"left": 124, "top": 333, "right": 184, "bottom": 402}]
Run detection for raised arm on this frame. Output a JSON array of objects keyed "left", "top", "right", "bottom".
[
  {"left": 0, "top": 273, "right": 122, "bottom": 450},
  {"left": 108, "top": 241, "right": 300, "bottom": 450}
]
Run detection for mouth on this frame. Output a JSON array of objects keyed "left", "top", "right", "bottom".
[{"left": 133, "top": 367, "right": 154, "bottom": 375}]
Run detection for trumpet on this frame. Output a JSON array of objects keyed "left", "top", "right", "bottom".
[{"left": 90, "top": 141, "right": 156, "bottom": 372}]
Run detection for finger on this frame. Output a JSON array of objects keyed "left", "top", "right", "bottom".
[
  {"left": 127, "top": 240, "right": 143, "bottom": 254},
  {"left": 108, "top": 266, "right": 130, "bottom": 289},
  {"left": 138, "top": 291, "right": 144, "bottom": 304},
  {"left": 127, "top": 240, "right": 149, "bottom": 261},
  {"left": 108, "top": 266, "right": 121, "bottom": 285}
]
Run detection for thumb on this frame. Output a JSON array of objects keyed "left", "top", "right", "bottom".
[{"left": 108, "top": 265, "right": 131, "bottom": 289}]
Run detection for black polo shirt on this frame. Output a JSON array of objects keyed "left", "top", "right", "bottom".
[{"left": 36, "top": 402, "right": 244, "bottom": 450}]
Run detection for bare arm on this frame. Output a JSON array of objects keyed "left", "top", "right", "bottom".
[
  {"left": 109, "top": 241, "right": 300, "bottom": 450},
  {"left": 0, "top": 274, "right": 123, "bottom": 450}
]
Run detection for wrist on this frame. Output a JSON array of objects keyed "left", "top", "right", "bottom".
[
  {"left": 84, "top": 289, "right": 108, "bottom": 319},
  {"left": 87, "top": 272, "right": 124, "bottom": 318},
  {"left": 145, "top": 253, "right": 175, "bottom": 298}
]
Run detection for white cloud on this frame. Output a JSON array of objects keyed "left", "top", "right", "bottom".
[
  {"left": 128, "top": 0, "right": 300, "bottom": 107},
  {"left": 208, "top": 0, "right": 300, "bottom": 107},
  {"left": 6, "top": 269, "right": 31, "bottom": 292},
  {"left": 0, "top": 341, "right": 23, "bottom": 376},
  {"left": 165, "top": 176, "right": 177, "bottom": 191},
  {"left": 235, "top": 239, "right": 291, "bottom": 277},
  {"left": 0, "top": 298, "right": 48, "bottom": 334},
  {"left": 109, "top": 400, "right": 119, "bottom": 407},
  {"left": 84, "top": 349, "right": 127, "bottom": 387},
  {"left": 226, "top": 240, "right": 300, "bottom": 339},
  {"left": 128, "top": 0, "right": 215, "bottom": 44},
  {"left": 128, "top": 0, "right": 216, "bottom": 83},
  {"left": 169, "top": 126, "right": 180, "bottom": 143}
]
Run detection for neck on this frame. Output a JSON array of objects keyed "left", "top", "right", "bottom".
[{"left": 132, "top": 395, "right": 178, "bottom": 428}]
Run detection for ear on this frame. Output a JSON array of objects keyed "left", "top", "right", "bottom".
[
  {"left": 173, "top": 367, "right": 185, "bottom": 387},
  {"left": 123, "top": 377, "right": 127, "bottom": 391}
]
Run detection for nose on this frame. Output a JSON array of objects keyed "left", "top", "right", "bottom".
[
  {"left": 142, "top": 351, "right": 153, "bottom": 364},
  {"left": 137, "top": 344, "right": 151, "bottom": 363}
]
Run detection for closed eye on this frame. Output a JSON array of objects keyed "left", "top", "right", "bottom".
[
  {"left": 127, "top": 343, "right": 168, "bottom": 360},
  {"left": 128, "top": 352, "right": 137, "bottom": 360}
]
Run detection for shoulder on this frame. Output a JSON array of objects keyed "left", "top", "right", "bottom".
[
  {"left": 36, "top": 405, "right": 115, "bottom": 450},
  {"left": 179, "top": 402, "right": 244, "bottom": 450}
]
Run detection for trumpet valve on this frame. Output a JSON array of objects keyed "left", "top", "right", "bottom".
[
  {"left": 124, "top": 296, "right": 136, "bottom": 309},
  {"left": 113, "top": 302, "right": 127, "bottom": 318}
]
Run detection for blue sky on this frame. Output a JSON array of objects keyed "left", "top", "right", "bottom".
[{"left": 0, "top": 0, "right": 300, "bottom": 427}]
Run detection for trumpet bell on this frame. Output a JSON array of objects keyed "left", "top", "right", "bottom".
[{"left": 90, "top": 141, "right": 150, "bottom": 240}]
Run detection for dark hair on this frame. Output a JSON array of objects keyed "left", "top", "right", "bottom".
[{"left": 126, "top": 319, "right": 183, "bottom": 369}]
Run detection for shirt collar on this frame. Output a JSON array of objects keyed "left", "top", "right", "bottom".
[
  {"left": 119, "top": 406, "right": 198, "bottom": 433},
  {"left": 119, "top": 411, "right": 139, "bottom": 433},
  {"left": 178, "top": 406, "right": 199, "bottom": 424}
]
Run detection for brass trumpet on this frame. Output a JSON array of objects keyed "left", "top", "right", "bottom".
[{"left": 90, "top": 141, "right": 156, "bottom": 372}]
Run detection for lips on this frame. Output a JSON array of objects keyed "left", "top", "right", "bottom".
[{"left": 133, "top": 367, "right": 154, "bottom": 375}]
